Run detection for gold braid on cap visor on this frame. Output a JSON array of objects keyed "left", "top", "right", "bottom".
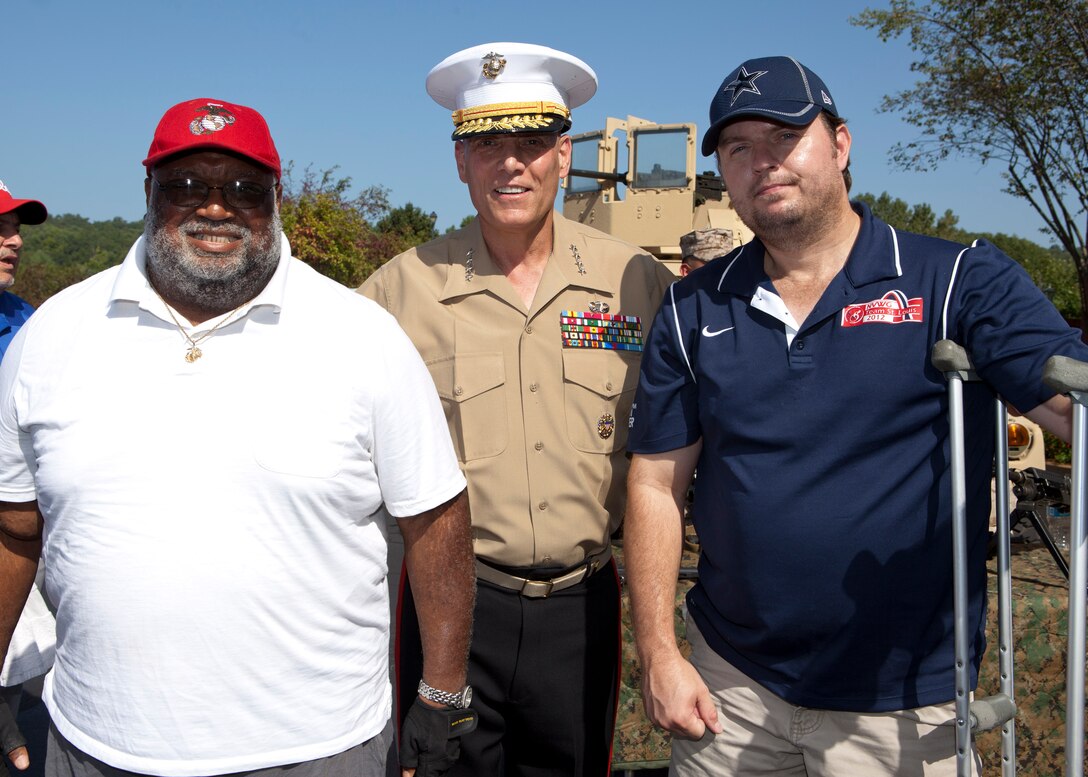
[{"left": 452, "top": 101, "right": 570, "bottom": 136}]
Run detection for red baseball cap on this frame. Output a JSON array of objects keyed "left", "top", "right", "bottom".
[
  {"left": 142, "top": 98, "right": 281, "bottom": 177},
  {"left": 0, "top": 181, "right": 47, "bottom": 225}
]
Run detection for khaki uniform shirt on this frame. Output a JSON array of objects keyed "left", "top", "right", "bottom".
[{"left": 360, "top": 213, "right": 674, "bottom": 569}]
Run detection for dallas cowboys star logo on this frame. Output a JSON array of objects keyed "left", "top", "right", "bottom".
[{"left": 723, "top": 66, "right": 768, "bottom": 106}]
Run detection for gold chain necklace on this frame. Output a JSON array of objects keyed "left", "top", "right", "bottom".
[{"left": 154, "top": 291, "right": 248, "bottom": 363}]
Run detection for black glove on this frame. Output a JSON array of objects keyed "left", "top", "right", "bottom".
[
  {"left": 399, "top": 697, "right": 477, "bottom": 776},
  {"left": 0, "top": 699, "right": 26, "bottom": 776}
]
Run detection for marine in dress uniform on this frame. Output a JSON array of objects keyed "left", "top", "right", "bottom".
[{"left": 360, "top": 42, "right": 674, "bottom": 777}]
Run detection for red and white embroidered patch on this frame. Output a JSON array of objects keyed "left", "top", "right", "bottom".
[{"left": 841, "top": 291, "right": 924, "bottom": 327}]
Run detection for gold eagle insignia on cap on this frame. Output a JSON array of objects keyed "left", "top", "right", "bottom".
[
  {"left": 188, "top": 104, "right": 236, "bottom": 136},
  {"left": 481, "top": 52, "right": 506, "bottom": 79}
]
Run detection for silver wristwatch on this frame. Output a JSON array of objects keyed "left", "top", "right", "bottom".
[{"left": 417, "top": 679, "right": 473, "bottom": 709}]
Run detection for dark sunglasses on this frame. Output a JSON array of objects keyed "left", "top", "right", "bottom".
[{"left": 152, "top": 177, "right": 276, "bottom": 209}]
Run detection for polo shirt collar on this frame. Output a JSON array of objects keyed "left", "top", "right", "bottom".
[
  {"left": 438, "top": 212, "right": 615, "bottom": 305},
  {"left": 109, "top": 232, "right": 293, "bottom": 326},
  {"left": 715, "top": 201, "right": 901, "bottom": 298},
  {"left": 841, "top": 202, "right": 902, "bottom": 287}
]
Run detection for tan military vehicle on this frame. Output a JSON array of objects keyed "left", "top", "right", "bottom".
[{"left": 562, "top": 115, "right": 752, "bottom": 276}]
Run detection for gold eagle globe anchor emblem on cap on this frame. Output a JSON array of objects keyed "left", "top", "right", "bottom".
[
  {"left": 189, "top": 104, "right": 236, "bottom": 136},
  {"left": 481, "top": 52, "right": 506, "bottom": 79}
]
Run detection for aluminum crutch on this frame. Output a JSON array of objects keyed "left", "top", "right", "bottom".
[
  {"left": 1043, "top": 355, "right": 1088, "bottom": 777},
  {"left": 933, "top": 340, "right": 1017, "bottom": 777}
]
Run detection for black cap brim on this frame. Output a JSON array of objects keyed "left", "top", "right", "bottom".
[{"left": 700, "top": 102, "right": 824, "bottom": 156}]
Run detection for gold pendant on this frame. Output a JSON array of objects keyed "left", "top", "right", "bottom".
[{"left": 185, "top": 346, "right": 203, "bottom": 363}]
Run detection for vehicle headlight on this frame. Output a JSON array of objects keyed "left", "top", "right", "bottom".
[{"left": 1007, "top": 421, "right": 1033, "bottom": 459}]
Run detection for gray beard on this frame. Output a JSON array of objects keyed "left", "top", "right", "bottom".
[{"left": 144, "top": 209, "right": 282, "bottom": 317}]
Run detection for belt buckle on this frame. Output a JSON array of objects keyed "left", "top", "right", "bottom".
[{"left": 520, "top": 578, "right": 555, "bottom": 598}]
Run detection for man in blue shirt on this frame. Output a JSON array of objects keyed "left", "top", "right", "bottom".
[
  {"left": 0, "top": 181, "right": 46, "bottom": 360},
  {"left": 624, "top": 55, "right": 1088, "bottom": 775},
  {"left": 0, "top": 180, "right": 46, "bottom": 774}
]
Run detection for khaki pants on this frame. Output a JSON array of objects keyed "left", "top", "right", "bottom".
[{"left": 672, "top": 614, "right": 982, "bottom": 776}]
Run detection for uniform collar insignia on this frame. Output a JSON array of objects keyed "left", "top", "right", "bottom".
[
  {"left": 464, "top": 248, "right": 475, "bottom": 282},
  {"left": 570, "top": 243, "right": 586, "bottom": 275}
]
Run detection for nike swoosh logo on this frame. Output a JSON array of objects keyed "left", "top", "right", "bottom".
[{"left": 701, "top": 325, "right": 735, "bottom": 337}]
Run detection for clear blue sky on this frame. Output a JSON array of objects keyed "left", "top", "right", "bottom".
[{"left": 2, "top": 0, "right": 1060, "bottom": 246}]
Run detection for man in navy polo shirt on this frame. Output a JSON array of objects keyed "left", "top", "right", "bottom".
[{"left": 624, "top": 55, "right": 1088, "bottom": 775}]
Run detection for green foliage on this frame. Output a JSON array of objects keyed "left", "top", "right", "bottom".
[
  {"left": 375, "top": 203, "right": 438, "bottom": 248},
  {"left": 857, "top": 191, "right": 1080, "bottom": 318},
  {"left": 852, "top": 0, "right": 1088, "bottom": 330},
  {"left": 280, "top": 165, "right": 446, "bottom": 287},
  {"left": 279, "top": 165, "right": 395, "bottom": 287},
  {"left": 445, "top": 214, "right": 476, "bottom": 234},
  {"left": 18, "top": 215, "right": 143, "bottom": 306},
  {"left": 855, "top": 192, "right": 961, "bottom": 241},
  {"left": 28, "top": 214, "right": 144, "bottom": 269},
  {"left": 1044, "top": 429, "right": 1072, "bottom": 464}
]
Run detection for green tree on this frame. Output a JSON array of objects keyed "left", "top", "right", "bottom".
[
  {"left": 375, "top": 202, "right": 438, "bottom": 252},
  {"left": 445, "top": 214, "right": 476, "bottom": 234},
  {"left": 856, "top": 192, "right": 961, "bottom": 240},
  {"left": 853, "top": 0, "right": 1088, "bottom": 332},
  {"left": 279, "top": 165, "right": 403, "bottom": 287},
  {"left": 18, "top": 214, "right": 144, "bottom": 306}
]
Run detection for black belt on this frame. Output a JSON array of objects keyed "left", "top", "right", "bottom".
[{"left": 475, "top": 547, "right": 612, "bottom": 598}]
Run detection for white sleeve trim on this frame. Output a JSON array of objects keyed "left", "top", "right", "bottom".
[
  {"left": 669, "top": 283, "right": 697, "bottom": 384},
  {"left": 940, "top": 241, "right": 978, "bottom": 341}
]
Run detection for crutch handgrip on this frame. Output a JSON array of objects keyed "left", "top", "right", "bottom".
[
  {"left": 1043, "top": 354, "right": 1088, "bottom": 396},
  {"left": 932, "top": 340, "right": 977, "bottom": 380},
  {"left": 969, "top": 694, "right": 1016, "bottom": 732}
]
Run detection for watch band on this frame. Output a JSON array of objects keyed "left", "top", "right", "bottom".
[{"left": 417, "top": 679, "right": 472, "bottom": 709}]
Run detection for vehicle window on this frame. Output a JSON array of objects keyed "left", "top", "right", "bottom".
[
  {"left": 632, "top": 129, "right": 688, "bottom": 189},
  {"left": 569, "top": 134, "right": 605, "bottom": 194}
]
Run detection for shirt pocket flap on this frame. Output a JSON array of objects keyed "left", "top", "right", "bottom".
[
  {"left": 427, "top": 352, "right": 505, "bottom": 403},
  {"left": 562, "top": 349, "right": 640, "bottom": 399}
]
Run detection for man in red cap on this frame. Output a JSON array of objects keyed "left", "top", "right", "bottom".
[
  {"left": 0, "top": 99, "right": 475, "bottom": 777},
  {"left": 0, "top": 180, "right": 50, "bottom": 777},
  {"left": 0, "top": 182, "right": 46, "bottom": 360}
]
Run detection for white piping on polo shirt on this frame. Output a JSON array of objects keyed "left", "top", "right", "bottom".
[
  {"left": 668, "top": 282, "right": 696, "bottom": 383},
  {"left": 941, "top": 240, "right": 979, "bottom": 341},
  {"left": 889, "top": 223, "right": 904, "bottom": 277}
]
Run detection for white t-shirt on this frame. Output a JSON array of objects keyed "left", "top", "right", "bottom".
[{"left": 0, "top": 234, "right": 466, "bottom": 776}]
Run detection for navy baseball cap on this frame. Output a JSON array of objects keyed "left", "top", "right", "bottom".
[{"left": 701, "top": 56, "right": 838, "bottom": 156}]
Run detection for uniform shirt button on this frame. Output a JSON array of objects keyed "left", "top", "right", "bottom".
[
  {"left": 605, "top": 381, "right": 614, "bottom": 391},
  {"left": 534, "top": 441, "right": 544, "bottom": 451},
  {"left": 529, "top": 383, "right": 539, "bottom": 393},
  {"left": 542, "top": 556, "right": 552, "bottom": 564},
  {"left": 538, "top": 500, "right": 548, "bottom": 511},
  {"left": 454, "top": 386, "right": 464, "bottom": 396},
  {"left": 525, "top": 325, "right": 534, "bottom": 334}
]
